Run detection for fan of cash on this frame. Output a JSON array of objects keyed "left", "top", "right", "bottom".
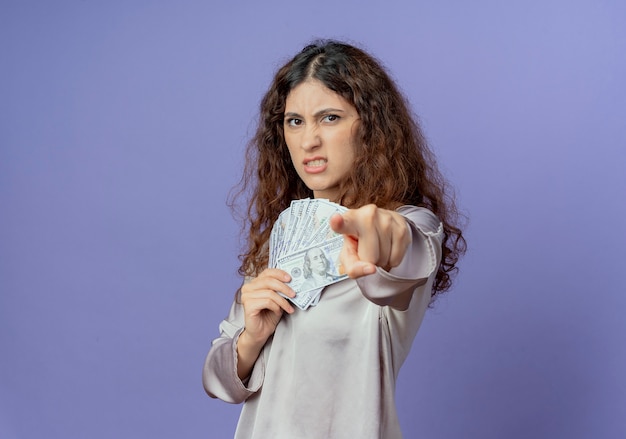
[{"left": 269, "top": 198, "right": 349, "bottom": 310}]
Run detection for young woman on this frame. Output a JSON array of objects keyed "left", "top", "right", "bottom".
[{"left": 203, "top": 40, "right": 466, "bottom": 439}]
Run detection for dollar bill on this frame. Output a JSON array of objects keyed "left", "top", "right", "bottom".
[
  {"left": 269, "top": 199, "right": 348, "bottom": 310},
  {"left": 276, "top": 235, "right": 347, "bottom": 309}
]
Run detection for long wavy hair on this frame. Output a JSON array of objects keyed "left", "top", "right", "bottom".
[{"left": 230, "top": 40, "right": 466, "bottom": 297}]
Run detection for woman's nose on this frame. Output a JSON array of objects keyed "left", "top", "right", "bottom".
[{"left": 301, "top": 125, "right": 321, "bottom": 151}]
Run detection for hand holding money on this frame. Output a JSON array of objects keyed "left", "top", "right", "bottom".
[
  {"left": 268, "top": 200, "right": 411, "bottom": 310},
  {"left": 240, "top": 268, "right": 296, "bottom": 341},
  {"left": 330, "top": 204, "right": 411, "bottom": 278},
  {"left": 270, "top": 199, "right": 349, "bottom": 310},
  {"left": 237, "top": 268, "right": 296, "bottom": 379}
]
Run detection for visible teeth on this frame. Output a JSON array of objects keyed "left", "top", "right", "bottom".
[{"left": 306, "top": 159, "right": 326, "bottom": 166}]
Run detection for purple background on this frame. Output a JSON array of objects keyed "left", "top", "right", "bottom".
[{"left": 1, "top": 1, "right": 625, "bottom": 438}]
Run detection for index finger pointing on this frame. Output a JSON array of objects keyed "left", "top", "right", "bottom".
[
  {"left": 330, "top": 208, "right": 380, "bottom": 265},
  {"left": 329, "top": 211, "right": 358, "bottom": 237}
]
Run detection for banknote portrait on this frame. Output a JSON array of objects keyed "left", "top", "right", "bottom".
[{"left": 300, "top": 247, "right": 341, "bottom": 292}]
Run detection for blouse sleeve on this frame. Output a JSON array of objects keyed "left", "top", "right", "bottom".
[
  {"left": 202, "top": 295, "right": 266, "bottom": 404},
  {"left": 355, "top": 206, "right": 443, "bottom": 310}
]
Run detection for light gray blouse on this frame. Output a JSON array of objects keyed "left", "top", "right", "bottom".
[{"left": 203, "top": 206, "right": 443, "bottom": 438}]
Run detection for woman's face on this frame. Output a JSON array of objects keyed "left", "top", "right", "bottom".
[{"left": 283, "top": 80, "right": 359, "bottom": 202}]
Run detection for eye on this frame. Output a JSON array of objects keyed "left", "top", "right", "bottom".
[
  {"left": 322, "top": 114, "right": 340, "bottom": 123},
  {"left": 285, "top": 117, "right": 303, "bottom": 127}
]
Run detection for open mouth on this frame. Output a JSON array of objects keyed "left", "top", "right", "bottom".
[{"left": 305, "top": 159, "right": 327, "bottom": 167}]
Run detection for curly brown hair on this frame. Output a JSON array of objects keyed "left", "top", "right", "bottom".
[{"left": 229, "top": 40, "right": 466, "bottom": 297}]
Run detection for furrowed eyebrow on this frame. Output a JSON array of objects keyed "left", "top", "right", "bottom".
[
  {"left": 313, "top": 108, "right": 345, "bottom": 117},
  {"left": 283, "top": 108, "right": 346, "bottom": 119}
]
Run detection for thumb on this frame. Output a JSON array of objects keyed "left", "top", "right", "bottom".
[{"left": 339, "top": 236, "right": 376, "bottom": 278}]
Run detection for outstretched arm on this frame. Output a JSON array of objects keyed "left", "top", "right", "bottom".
[{"left": 331, "top": 205, "right": 443, "bottom": 310}]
